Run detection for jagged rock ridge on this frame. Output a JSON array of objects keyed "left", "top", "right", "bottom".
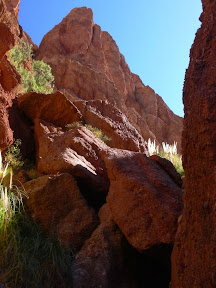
[{"left": 35, "top": 7, "right": 183, "bottom": 151}]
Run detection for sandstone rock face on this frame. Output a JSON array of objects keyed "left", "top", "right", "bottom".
[
  {"left": 35, "top": 7, "right": 183, "bottom": 151},
  {"left": 0, "top": 0, "right": 20, "bottom": 39},
  {"left": 0, "top": 0, "right": 21, "bottom": 150},
  {"left": 105, "top": 149, "right": 183, "bottom": 251},
  {"left": 75, "top": 99, "right": 147, "bottom": 153},
  {"left": 171, "top": 1, "right": 216, "bottom": 287},
  {"left": 34, "top": 119, "right": 110, "bottom": 204},
  {"left": 0, "top": 22, "right": 15, "bottom": 60},
  {"left": 18, "top": 91, "right": 148, "bottom": 153},
  {"left": 24, "top": 173, "right": 98, "bottom": 250},
  {"left": 150, "top": 154, "right": 183, "bottom": 187},
  {"left": 5, "top": 0, "right": 21, "bottom": 18}
]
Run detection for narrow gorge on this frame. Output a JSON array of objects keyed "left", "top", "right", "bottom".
[{"left": 0, "top": 0, "right": 213, "bottom": 287}]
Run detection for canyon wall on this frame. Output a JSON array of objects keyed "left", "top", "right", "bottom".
[
  {"left": 171, "top": 1, "right": 216, "bottom": 287},
  {"left": 35, "top": 7, "right": 183, "bottom": 151}
]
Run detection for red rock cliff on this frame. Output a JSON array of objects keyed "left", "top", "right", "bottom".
[
  {"left": 35, "top": 7, "right": 183, "bottom": 150},
  {"left": 171, "top": 1, "right": 216, "bottom": 287}
]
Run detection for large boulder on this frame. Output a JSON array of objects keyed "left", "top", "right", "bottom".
[
  {"left": 150, "top": 154, "right": 183, "bottom": 187},
  {"left": 35, "top": 7, "right": 183, "bottom": 151},
  {"left": 171, "top": 1, "right": 216, "bottom": 287},
  {"left": 24, "top": 173, "right": 98, "bottom": 250},
  {"left": 17, "top": 91, "right": 82, "bottom": 127},
  {"left": 34, "top": 119, "right": 110, "bottom": 204},
  {"left": 105, "top": 149, "right": 183, "bottom": 251}
]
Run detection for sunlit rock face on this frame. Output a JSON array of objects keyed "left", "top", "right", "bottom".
[
  {"left": 171, "top": 1, "right": 216, "bottom": 287},
  {"left": 35, "top": 7, "right": 183, "bottom": 151},
  {"left": 5, "top": 0, "right": 21, "bottom": 18}
]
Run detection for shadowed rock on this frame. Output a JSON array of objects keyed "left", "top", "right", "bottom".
[
  {"left": 73, "top": 203, "right": 135, "bottom": 288},
  {"left": 24, "top": 173, "right": 98, "bottom": 250},
  {"left": 105, "top": 149, "right": 183, "bottom": 251},
  {"left": 171, "top": 1, "right": 216, "bottom": 287}
]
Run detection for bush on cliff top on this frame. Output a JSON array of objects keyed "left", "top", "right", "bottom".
[{"left": 7, "top": 40, "right": 54, "bottom": 94}]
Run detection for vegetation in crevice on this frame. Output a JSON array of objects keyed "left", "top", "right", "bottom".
[
  {"left": 7, "top": 40, "right": 54, "bottom": 94},
  {"left": 65, "top": 121, "right": 111, "bottom": 143}
]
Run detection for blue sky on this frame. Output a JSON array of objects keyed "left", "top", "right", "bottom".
[{"left": 19, "top": 0, "right": 202, "bottom": 117}]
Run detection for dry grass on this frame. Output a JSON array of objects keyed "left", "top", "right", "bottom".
[{"left": 146, "top": 139, "right": 184, "bottom": 177}]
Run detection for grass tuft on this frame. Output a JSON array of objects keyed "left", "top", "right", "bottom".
[
  {"left": 85, "top": 124, "right": 111, "bottom": 143},
  {"left": 65, "top": 121, "right": 83, "bottom": 131},
  {"left": 0, "top": 151, "right": 73, "bottom": 288},
  {"left": 146, "top": 139, "right": 184, "bottom": 177}
]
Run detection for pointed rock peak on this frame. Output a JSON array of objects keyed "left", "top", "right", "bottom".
[
  {"left": 36, "top": 5, "right": 183, "bottom": 151},
  {"left": 38, "top": 6, "right": 94, "bottom": 57},
  {"left": 67, "top": 6, "right": 93, "bottom": 20}
]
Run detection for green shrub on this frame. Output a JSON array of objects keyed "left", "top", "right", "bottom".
[
  {"left": 32, "top": 60, "right": 55, "bottom": 94},
  {"left": 4, "top": 139, "right": 24, "bottom": 173},
  {"left": 7, "top": 40, "right": 54, "bottom": 94},
  {"left": 7, "top": 40, "right": 32, "bottom": 66},
  {"left": 65, "top": 121, "right": 83, "bottom": 131},
  {"left": 85, "top": 124, "right": 111, "bottom": 143}
]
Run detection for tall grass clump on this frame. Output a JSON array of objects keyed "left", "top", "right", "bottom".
[
  {"left": 146, "top": 139, "right": 184, "bottom": 177},
  {"left": 0, "top": 151, "right": 73, "bottom": 288}
]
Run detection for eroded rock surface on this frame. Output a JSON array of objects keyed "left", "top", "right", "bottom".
[
  {"left": 36, "top": 7, "right": 183, "bottom": 151},
  {"left": 34, "top": 119, "right": 110, "bottom": 204},
  {"left": 171, "top": 1, "right": 216, "bottom": 287},
  {"left": 0, "top": 0, "right": 35, "bottom": 152},
  {"left": 105, "top": 149, "right": 183, "bottom": 251},
  {"left": 74, "top": 99, "right": 147, "bottom": 153},
  {"left": 0, "top": 0, "right": 20, "bottom": 149}
]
